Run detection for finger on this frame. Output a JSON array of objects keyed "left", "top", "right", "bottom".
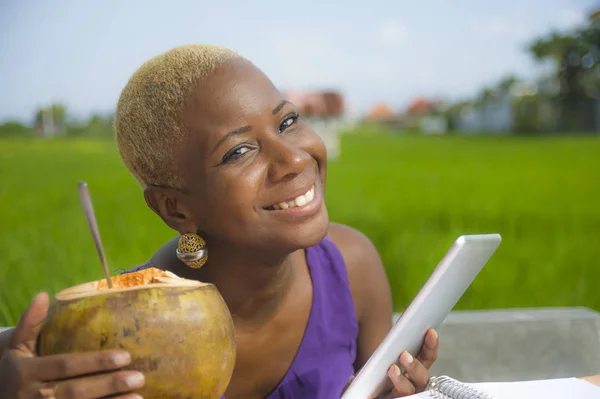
[
  {"left": 370, "top": 376, "right": 395, "bottom": 399},
  {"left": 26, "top": 349, "right": 132, "bottom": 381},
  {"left": 415, "top": 328, "right": 438, "bottom": 369},
  {"left": 10, "top": 292, "right": 50, "bottom": 350},
  {"left": 400, "top": 351, "right": 429, "bottom": 392},
  {"left": 51, "top": 370, "right": 145, "bottom": 399},
  {"left": 385, "top": 364, "right": 415, "bottom": 397}
]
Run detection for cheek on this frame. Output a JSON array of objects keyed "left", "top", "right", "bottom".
[
  {"left": 302, "top": 129, "right": 328, "bottom": 180},
  {"left": 205, "top": 166, "right": 265, "bottom": 219},
  {"left": 313, "top": 134, "right": 328, "bottom": 160}
]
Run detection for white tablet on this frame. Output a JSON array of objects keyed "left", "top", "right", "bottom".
[{"left": 342, "top": 234, "right": 502, "bottom": 399}]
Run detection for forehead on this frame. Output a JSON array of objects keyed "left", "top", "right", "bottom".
[{"left": 181, "top": 58, "right": 284, "bottom": 137}]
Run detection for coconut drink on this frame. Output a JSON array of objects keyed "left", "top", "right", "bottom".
[{"left": 36, "top": 182, "right": 236, "bottom": 399}]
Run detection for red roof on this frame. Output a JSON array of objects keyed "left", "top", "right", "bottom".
[
  {"left": 406, "top": 97, "right": 434, "bottom": 114},
  {"left": 367, "top": 104, "right": 396, "bottom": 119}
]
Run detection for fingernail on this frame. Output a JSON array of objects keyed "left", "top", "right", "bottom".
[
  {"left": 427, "top": 329, "right": 438, "bottom": 346},
  {"left": 112, "top": 351, "right": 131, "bottom": 366},
  {"left": 388, "top": 364, "right": 402, "bottom": 377},
  {"left": 403, "top": 351, "right": 414, "bottom": 365},
  {"left": 125, "top": 372, "right": 145, "bottom": 388}
]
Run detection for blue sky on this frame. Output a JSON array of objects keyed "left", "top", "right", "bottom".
[{"left": 0, "top": 0, "right": 597, "bottom": 123}]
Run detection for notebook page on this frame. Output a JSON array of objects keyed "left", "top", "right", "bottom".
[
  {"left": 472, "top": 377, "right": 600, "bottom": 399},
  {"left": 400, "top": 377, "right": 600, "bottom": 398}
]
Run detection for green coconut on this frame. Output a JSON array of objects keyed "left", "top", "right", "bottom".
[{"left": 37, "top": 267, "right": 236, "bottom": 399}]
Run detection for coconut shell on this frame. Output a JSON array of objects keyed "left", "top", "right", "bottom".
[{"left": 37, "top": 268, "right": 236, "bottom": 399}]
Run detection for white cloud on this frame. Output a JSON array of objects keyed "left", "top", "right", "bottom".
[{"left": 379, "top": 22, "right": 409, "bottom": 46}]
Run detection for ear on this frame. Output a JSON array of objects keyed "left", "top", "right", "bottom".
[{"left": 143, "top": 186, "right": 196, "bottom": 233}]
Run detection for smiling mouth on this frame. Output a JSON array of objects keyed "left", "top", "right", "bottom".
[{"left": 265, "top": 185, "right": 316, "bottom": 210}]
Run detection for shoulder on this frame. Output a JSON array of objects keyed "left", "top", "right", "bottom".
[
  {"left": 327, "top": 223, "right": 393, "bottom": 322},
  {"left": 327, "top": 223, "right": 382, "bottom": 275}
]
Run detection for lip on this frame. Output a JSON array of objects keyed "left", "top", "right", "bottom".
[
  {"left": 263, "top": 183, "right": 316, "bottom": 209},
  {"left": 262, "top": 183, "right": 323, "bottom": 220}
]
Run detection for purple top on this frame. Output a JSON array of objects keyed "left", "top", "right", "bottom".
[{"left": 124, "top": 237, "right": 359, "bottom": 398}]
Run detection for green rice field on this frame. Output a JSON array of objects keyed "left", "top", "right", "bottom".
[{"left": 1, "top": 132, "right": 599, "bottom": 326}]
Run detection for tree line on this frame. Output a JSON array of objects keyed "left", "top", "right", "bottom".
[
  {"left": 0, "top": 104, "right": 115, "bottom": 138},
  {"left": 443, "top": 12, "right": 600, "bottom": 133}
]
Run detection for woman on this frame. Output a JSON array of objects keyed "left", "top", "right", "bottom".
[{"left": 0, "top": 44, "right": 439, "bottom": 399}]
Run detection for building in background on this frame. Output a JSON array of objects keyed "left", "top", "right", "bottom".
[
  {"left": 454, "top": 87, "right": 515, "bottom": 134},
  {"left": 402, "top": 97, "right": 448, "bottom": 134},
  {"left": 364, "top": 103, "right": 399, "bottom": 126},
  {"left": 283, "top": 90, "right": 344, "bottom": 118}
]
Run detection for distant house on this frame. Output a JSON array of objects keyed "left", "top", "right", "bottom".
[
  {"left": 283, "top": 90, "right": 344, "bottom": 119},
  {"left": 407, "top": 98, "right": 435, "bottom": 114},
  {"left": 453, "top": 79, "right": 564, "bottom": 134},
  {"left": 401, "top": 97, "right": 448, "bottom": 133},
  {"left": 365, "top": 103, "right": 397, "bottom": 122},
  {"left": 454, "top": 87, "right": 514, "bottom": 134}
]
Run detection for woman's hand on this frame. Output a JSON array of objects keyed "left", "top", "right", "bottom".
[
  {"left": 342, "top": 329, "right": 439, "bottom": 398},
  {"left": 379, "top": 328, "right": 439, "bottom": 398},
  {"left": 0, "top": 292, "right": 146, "bottom": 399}
]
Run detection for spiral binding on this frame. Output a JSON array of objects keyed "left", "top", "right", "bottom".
[{"left": 425, "top": 375, "right": 495, "bottom": 399}]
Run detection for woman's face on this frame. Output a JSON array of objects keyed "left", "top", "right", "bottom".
[{"left": 165, "top": 58, "right": 329, "bottom": 252}]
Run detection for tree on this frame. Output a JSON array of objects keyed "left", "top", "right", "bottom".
[
  {"left": 0, "top": 121, "right": 35, "bottom": 137},
  {"left": 33, "top": 104, "right": 67, "bottom": 136},
  {"left": 498, "top": 75, "right": 519, "bottom": 91},
  {"left": 528, "top": 19, "right": 600, "bottom": 131}
]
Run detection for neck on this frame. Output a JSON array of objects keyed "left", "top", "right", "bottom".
[{"left": 191, "top": 242, "right": 301, "bottom": 324}]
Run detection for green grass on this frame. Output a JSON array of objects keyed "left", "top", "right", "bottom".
[{"left": 1, "top": 132, "right": 599, "bottom": 326}]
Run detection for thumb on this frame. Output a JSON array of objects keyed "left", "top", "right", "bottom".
[{"left": 10, "top": 292, "right": 50, "bottom": 349}]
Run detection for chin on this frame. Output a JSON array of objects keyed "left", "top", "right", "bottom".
[
  {"left": 274, "top": 206, "right": 330, "bottom": 252},
  {"left": 298, "top": 210, "right": 330, "bottom": 247}
]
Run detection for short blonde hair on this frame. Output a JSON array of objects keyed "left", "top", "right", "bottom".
[{"left": 115, "top": 44, "right": 241, "bottom": 189}]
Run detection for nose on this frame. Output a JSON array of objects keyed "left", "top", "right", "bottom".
[{"left": 266, "top": 137, "right": 312, "bottom": 183}]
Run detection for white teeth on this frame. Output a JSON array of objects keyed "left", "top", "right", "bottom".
[
  {"left": 291, "top": 186, "right": 314, "bottom": 207},
  {"left": 295, "top": 195, "right": 307, "bottom": 207},
  {"left": 269, "top": 185, "right": 316, "bottom": 210},
  {"left": 305, "top": 187, "right": 314, "bottom": 202}
]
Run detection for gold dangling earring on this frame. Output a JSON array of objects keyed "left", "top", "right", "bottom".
[{"left": 176, "top": 233, "right": 208, "bottom": 269}]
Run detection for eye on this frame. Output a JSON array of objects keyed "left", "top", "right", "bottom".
[
  {"left": 221, "top": 144, "right": 253, "bottom": 163},
  {"left": 279, "top": 113, "right": 299, "bottom": 133}
]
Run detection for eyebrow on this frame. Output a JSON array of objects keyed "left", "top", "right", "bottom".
[
  {"left": 213, "top": 125, "right": 252, "bottom": 153},
  {"left": 272, "top": 100, "right": 291, "bottom": 115}
]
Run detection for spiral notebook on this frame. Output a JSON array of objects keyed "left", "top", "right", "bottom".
[{"left": 402, "top": 375, "right": 600, "bottom": 399}]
